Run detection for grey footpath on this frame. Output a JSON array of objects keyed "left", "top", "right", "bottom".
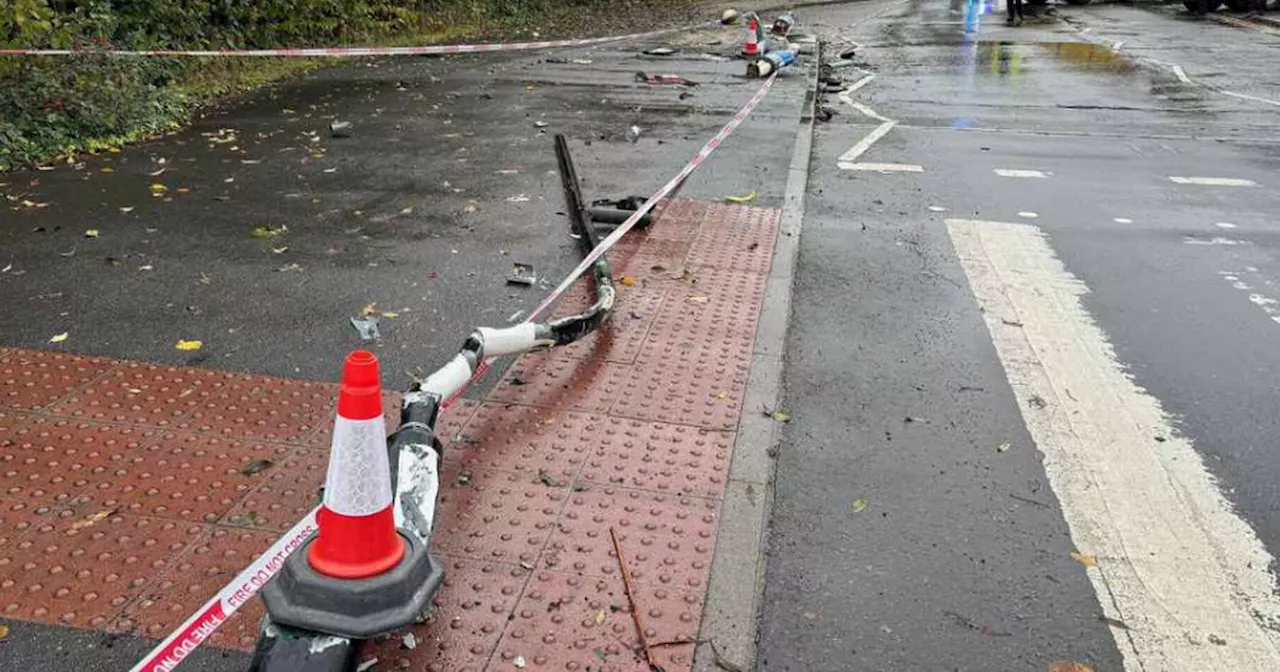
[{"left": 692, "top": 49, "right": 820, "bottom": 672}]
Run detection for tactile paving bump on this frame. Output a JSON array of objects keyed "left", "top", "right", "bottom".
[
  {"left": 433, "top": 467, "right": 569, "bottom": 566},
  {"left": 361, "top": 558, "right": 529, "bottom": 672},
  {"left": 493, "top": 570, "right": 702, "bottom": 672},
  {"left": 0, "top": 417, "right": 156, "bottom": 507},
  {"left": 0, "top": 349, "right": 115, "bottom": 411},
  {"left": 181, "top": 373, "right": 333, "bottom": 442},
  {"left": 51, "top": 362, "right": 214, "bottom": 427},
  {"left": 120, "top": 526, "right": 277, "bottom": 650},
  {"left": 577, "top": 419, "right": 733, "bottom": 499},
  {"left": 540, "top": 488, "right": 719, "bottom": 591},
  {"left": 0, "top": 513, "right": 204, "bottom": 629}
]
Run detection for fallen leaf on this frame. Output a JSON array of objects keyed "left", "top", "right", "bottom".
[
  {"left": 85, "top": 229, "right": 100, "bottom": 238},
  {"left": 138, "top": 264, "right": 154, "bottom": 271},
  {"left": 400, "top": 206, "right": 414, "bottom": 214},
  {"left": 998, "top": 442, "right": 1012, "bottom": 453},
  {"left": 767, "top": 410, "right": 792, "bottom": 423},
  {"left": 271, "top": 246, "right": 289, "bottom": 254},
  {"left": 175, "top": 340, "right": 203, "bottom": 351},
  {"left": 150, "top": 183, "right": 168, "bottom": 196},
  {"left": 0, "top": 623, "right": 7, "bottom": 640},
  {"left": 360, "top": 302, "right": 378, "bottom": 316},
  {"left": 119, "top": 206, "right": 135, "bottom": 213},
  {"left": 685, "top": 295, "right": 709, "bottom": 304},
  {"left": 620, "top": 276, "right": 638, "bottom": 287},
  {"left": 724, "top": 191, "right": 757, "bottom": 204},
  {"left": 148, "top": 167, "right": 166, "bottom": 177},
  {"left": 70, "top": 510, "right": 114, "bottom": 530},
  {"left": 595, "top": 610, "right": 606, "bottom": 625},
  {"left": 49, "top": 332, "right": 68, "bottom": 343},
  {"left": 240, "top": 459, "right": 274, "bottom": 476},
  {"left": 381, "top": 311, "right": 400, "bottom": 318},
  {"left": 1070, "top": 552, "right": 1097, "bottom": 568},
  {"left": 681, "top": 269, "right": 696, "bottom": 283},
  {"left": 249, "top": 225, "right": 287, "bottom": 239},
  {"left": 100, "top": 167, "right": 114, "bottom": 173},
  {"left": 714, "top": 391, "right": 729, "bottom": 400},
  {"left": 851, "top": 497, "right": 869, "bottom": 513},
  {"left": 1048, "top": 663, "right": 1095, "bottom": 672}
]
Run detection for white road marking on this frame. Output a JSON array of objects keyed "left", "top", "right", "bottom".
[
  {"left": 1110, "top": 40, "right": 1124, "bottom": 53},
  {"left": 838, "top": 120, "right": 897, "bottom": 163},
  {"left": 1184, "top": 236, "right": 1252, "bottom": 246},
  {"left": 1016, "top": 211, "right": 1039, "bottom": 219},
  {"left": 844, "top": 99, "right": 892, "bottom": 123},
  {"left": 1170, "top": 64, "right": 1191, "bottom": 84},
  {"left": 1215, "top": 222, "right": 1238, "bottom": 229},
  {"left": 994, "top": 169, "right": 1049, "bottom": 179},
  {"left": 947, "top": 218, "right": 1280, "bottom": 672},
  {"left": 1113, "top": 218, "right": 1133, "bottom": 224},
  {"left": 928, "top": 206, "right": 947, "bottom": 212},
  {"left": 840, "top": 162, "right": 923, "bottom": 172},
  {"left": 1218, "top": 89, "right": 1280, "bottom": 108},
  {"left": 844, "top": 74, "right": 876, "bottom": 94},
  {"left": 1169, "top": 176, "right": 1258, "bottom": 187}
]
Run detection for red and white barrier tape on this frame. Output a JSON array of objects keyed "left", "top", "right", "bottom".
[
  {"left": 129, "top": 511, "right": 319, "bottom": 672},
  {"left": 129, "top": 70, "right": 779, "bottom": 672},
  {"left": 0, "top": 23, "right": 713, "bottom": 57}
]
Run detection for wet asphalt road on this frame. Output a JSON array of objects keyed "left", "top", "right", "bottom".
[
  {"left": 0, "top": 19, "right": 809, "bottom": 672},
  {"left": 761, "top": 1, "right": 1280, "bottom": 671},
  {"left": 0, "top": 23, "right": 805, "bottom": 393}
]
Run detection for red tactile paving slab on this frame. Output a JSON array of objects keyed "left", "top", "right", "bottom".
[
  {"left": 492, "top": 570, "right": 702, "bottom": 672},
  {"left": 610, "top": 367, "right": 747, "bottom": 432},
  {"left": 578, "top": 420, "right": 733, "bottom": 499},
  {"left": 540, "top": 489, "right": 719, "bottom": 591},
  {"left": 222, "top": 448, "right": 324, "bottom": 531},
  {"left": 649, "top": 267, "right": 767, "bottom": 338},
  {"left": 76, "top": 432, "right": 294, "bottom": 523},
  {"left": 119, "top": 526, "right": 278, "bottom": 650},
  {"left": 0, "top": 349, "right": 115, "bottom": 411},
  {"left": 0, "top": 417, "right": 155, "bottom": 508},
  {"left": 0, "top": 513, "right": 204, "bottom": 629},
  {"left": 0, "top": 496, "right": 53, "bottom": 547},
  {"left": 448, "top": 403, "right": 595, "bottom": 484},
  {"left": 50, "top": 362, "right": 212, "bottom": 427},
  {"left": 362, "top": 558, "right": 530, "bottom": 672},
  {"left": 686, "top": 204, "right": 779, "bottom": 274},
  {"left": 181, "top": 373, "right": 332, "bottom": 442},
  {"left": 432, "top": 467, "right": 569, "bottom": 566},
  {"left": 487, "top": 354, "right": 630, "bottom": 414}
]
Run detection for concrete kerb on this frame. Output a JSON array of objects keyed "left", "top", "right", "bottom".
[{"left": 692, "top": 45, "right": 821, "bottom": 672}]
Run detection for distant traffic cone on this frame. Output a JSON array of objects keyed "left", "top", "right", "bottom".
[
  {"left": 307, "top": 350, "right": 405, "bottom": 579},
  {"left": 742, "top": 13, "right": 761, "bottom": 57}
]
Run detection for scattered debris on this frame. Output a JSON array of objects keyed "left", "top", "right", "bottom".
[
  {"left": 1048, "top": 663, "right": 1095, "bottom": 672},
  {"left": 506, "top": 194, "right": 531, "bottom": 203},
  {"left": 1070, "top": 551, "right": 1097, "bottom": 567},
  {"left": 748, "top": 47, "right": 798, "bottom": 78},
  {"left": 765, "top": 409, "right": 791, "bottom": 423},
  {"left": 401, "top": 632, "right": 418, "bottom": 650},
  {"left": 1208, "top": 634, "right": 1227, "bottom": 646},
  {"left": 514, "top": 655, "right": 527, "bottom": 668},
  {"left": 271, "top": 246, "right": 289, "bottom": 254},
  {"left": 0, "top": 623, "right": 7, "bottom": 641},
  {"left": 771, "top": 12, "right": 796, "bottom": 37},
  {"left": 724, "top": 191, "right": 757, "bottom": 204},
  {"left": 456, "top": 473, "right": 472, "bottom": 486},
  {"left": 840, "top": 47, "right": 858, "bottom": 60},
  {"left": 681, "top": 269, "right": 697, "bottom": 283},
  {"left": 356, "top": 658, "right": 378, "bottom": 672},
  {"left": 84, "top": 229, "right": 100, "bottom": 238},
  {"left": 533, "top": 120, "right": 549, "bottom": 129},
  {"left": 507, "top": 262, "right": 537, "bottom": 286},
  {"left": 620, "top": 276, "right": 638, "bottom": 287},
  {"left": 721, "top": 9, "right": 741, "bottom": 24},
  {"left": 330, "top": 120, "right": 352, "bottom": 138},
  {"left": 240, "top": 459, "right": 274, "bottom": 476},
  {"left": 537, "top": 470, "right": 562, "bottom": 488},
  {"left": 610, "top": 527, "right": 659, "bottom": 671},
  {"left": 815, "top": 106, "right": 836, "bottom": 122},
  {"left": 997, "top": 442, "right": 1012, "bottom": 453},
  {"left": 49, "top": 332, "right": 68, "bottom": 343},
  {"left": 626, "top": 125, "right": 643, "bottom": 143},
  {"left": 635, "top": 71, "right": 699, "bottom": 87},
  {"left": 851, "top": 496, "right": 868, "bottom": 513},
  {"left": 685, "top": 295, "right": 709, "bottom": 304},
  {"left": 175, "top": 339, "right": 203, "bottom": 351},
  {"left": 70, "top": 510, "right": 115, "bottom": 531},
  {"left": 1028, "top": 395, "right": 1048, "bottom": 409},
  {"left": 350, "top": 315, "right": 381, "bottom": 341},
  {"left": 507, "top": 309, "right": 526, "bottom": 323},
  {"left": 1001, "top": 319, "right": 1024, "bottom": 327},
  {"left": 119, "top": 206, "right": 135, "bottom": 213},
  {"left": 277, "top": 263, "right": 303, "bottom": 272}
]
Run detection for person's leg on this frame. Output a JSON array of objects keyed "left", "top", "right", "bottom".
[{"left": 1007, "top": 0, "right": 1017, "bottom": 22}]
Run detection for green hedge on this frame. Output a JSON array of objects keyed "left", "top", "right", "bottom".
[{"left": 0, "top": 0, "right": 600, "bottom": 170}]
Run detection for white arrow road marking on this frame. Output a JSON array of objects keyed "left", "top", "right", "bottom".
[{"left": 947, "top": 218, "right": 1280, "bottom": 672}]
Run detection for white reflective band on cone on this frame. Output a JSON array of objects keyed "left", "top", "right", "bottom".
[
  {"left": 479, "top": 324, "right": 549, "bottom": 356},
  {"left": 324, "top": 415, "right": 393, "bottom": 516},
  {"left": 421, "top": 353, "right": 474, "bottom": 398}
]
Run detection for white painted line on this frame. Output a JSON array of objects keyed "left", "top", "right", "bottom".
[
  {"left": 1169, "top": 176, "right": 1258, "bottom": 187},
  {"left": 928, "top": 206, "right": 947, "bottom": 212},
  {"left": 841, "top": 162, "right": 923, "bottom": 172},
  {"left": 994, "top": 169, "right": 1049, "bottom": 179},
  {"left": 838, "top": 120, "right": 897, "bottom": 163},
  {"left": 844, "top": 74, "right": 876, "bottom": 94},
  {"left": 844, "top": 99, "right": 892, "bottom": 123},
  {"left": 1215, "top": 222, "right": 1238, "bottom": 229},
  {"left": 947, "top": 218, "right": 1280, "bottom": 672},
  {"left": 1218, "top": 90, "right": 1280, "bottom": 108},
  {"left": 1113, "top": 218, "right": 1133, "bottom": 224},
  {"left": 1184, "top": 236, "right": 1252, "bottom": 246},
  {"left": 1016, "top": 211, "right": 1039, "bottom": 219},
  {"left": 1171, "top": 64, "right": 1191, "bottom": 85}
]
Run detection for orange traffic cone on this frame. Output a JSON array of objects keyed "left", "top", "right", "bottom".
[
  {"left": 743, "top": 13, "right": 761, "bottom": 57},
  {"left": 307, "top": 350, "right": 405, "bottom": 579}
]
